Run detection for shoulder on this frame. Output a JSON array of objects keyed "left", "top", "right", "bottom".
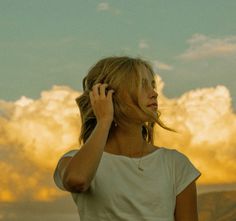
[
  {"left": 60, "top": 148, "right": 80, "bottom": 159},
  {"left": 157, "top": 146, "right": 190, "bottom": 163},
  {"left": 154, "top": 145, "right": 177, "bottom": 155},
  {"left": 53, "top": 148, "right": 81, "bottom": 191},
  {"left": 56, "top": 148, "right": 80, "bottom": 166},
  {"left": 160, "top": 146, "right": 187, "bottom": 157}
]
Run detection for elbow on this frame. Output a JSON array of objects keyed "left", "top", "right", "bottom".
[{"left": 63, "top": 175, "right": 87, "bottom": 193}]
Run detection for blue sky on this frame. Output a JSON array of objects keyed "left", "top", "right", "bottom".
[{"left": 1, "top": 0, "right": 236, "bottom": 108}]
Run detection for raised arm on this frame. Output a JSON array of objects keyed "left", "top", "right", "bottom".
[
  {"left": 63, "top": 83, "right": 115, "bottom": 192},
  {"left": 62, "top": 121, "right": 112, "bottom": 192}
]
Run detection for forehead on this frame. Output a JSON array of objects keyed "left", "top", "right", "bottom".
[{"left": 139, "top": 65, "right": 155, "bottom": 83}]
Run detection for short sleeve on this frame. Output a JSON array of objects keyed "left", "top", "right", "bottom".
[
  {"left": 171, "top": 149, "right": 201, "bottom": 196},
  {"left": 53, "top": 149, "right": 79, "bottom": 191}
]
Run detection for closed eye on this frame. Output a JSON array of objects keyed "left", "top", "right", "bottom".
[{"left": 142, "top": 79, "right": 157, "bottom": 90}]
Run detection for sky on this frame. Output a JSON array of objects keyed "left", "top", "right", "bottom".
[
  {"left": 0, "top": 0, "right": 236, "bottom": 206},
  {"left": 0, "top": 0, "right": 236, "bottom": 108}
]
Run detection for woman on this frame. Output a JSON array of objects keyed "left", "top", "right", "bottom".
[{"left": 53, "top": 56, "right": 201, "bottom": 221}]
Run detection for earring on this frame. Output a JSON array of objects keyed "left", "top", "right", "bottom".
[{"left": 114, "top": 122, "right": 118, "bottom": 127}]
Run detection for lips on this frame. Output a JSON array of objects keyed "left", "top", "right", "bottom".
[
  {"left": 147, "top": 103, "right": 158, "bottom": 107},
  {"left": 147, "top": 103, "right": 158, "bottom": 110}
]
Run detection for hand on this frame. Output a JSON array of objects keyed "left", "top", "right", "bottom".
[{"left": 89, "top": 83, "right": 115, "bottom": 124}]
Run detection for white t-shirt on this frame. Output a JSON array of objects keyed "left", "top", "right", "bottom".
[{"left": 53, "top": 146, "right": 201, "bottom": 221}]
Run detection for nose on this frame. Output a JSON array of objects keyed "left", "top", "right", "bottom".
[
  {"left": 150, "top": 88, "right": 158, "bottom": 99},
  {"left": 152, "top": 93, "right": 158, "bottom": 100}
]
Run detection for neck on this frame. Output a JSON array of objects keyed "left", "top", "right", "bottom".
[{"left": 105, "top": 123, "right": 149, "bottom": 157}]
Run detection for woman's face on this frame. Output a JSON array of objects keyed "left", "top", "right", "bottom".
[
  {"left": 122, "top": 65, "right": 159, "bottom": 123},
  {"left": 139, "top": 66, "right": 158, "bottom": 109}
]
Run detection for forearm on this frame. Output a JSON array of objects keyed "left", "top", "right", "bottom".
[{"left": 63, "top": 120, "right": 112, "bottom": 191}]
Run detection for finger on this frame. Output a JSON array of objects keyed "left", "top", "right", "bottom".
[
  {"left": 107, "top": 89, "right": 115, "bottom": 100},
  {"left": 89, "top": 91, "right": 94, "bottom": 105},
  {"left": 99, "top": 83, "right": 109, "bottom": 98},
  {"left": 92, "top": 83, "right": 102, "bottom": 98}
]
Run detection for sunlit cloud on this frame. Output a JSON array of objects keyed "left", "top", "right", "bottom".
[
  {"left": 152, "top": 60, "right": 173, "bottom": 71},
  {"left": 97, "top": 2, "right": 110, "bottom": 11},
  {"left": 139, "top": 40, "right": 150, "bottom": 49},
  {"left": 0, "top": 86, "right": 81, "bottom": 202},
  {"left": 156, "top": 75, "right": 236, "bottom": 185},
  {"left": 177, "top": 33, "right": 236, "bottom": 61},
  {"left": 96, "top": 2, "right": 121, "bottom": 15},
  {"left": 0, "top": 76, "right": 235, "bottom": 202}
]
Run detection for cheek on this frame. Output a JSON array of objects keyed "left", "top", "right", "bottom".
[
  {"left": 137, "top": 96, "right": 147, "bottom": 108},
  {"left": 125, "top": 103, "right": 154, "bottom": 124}
]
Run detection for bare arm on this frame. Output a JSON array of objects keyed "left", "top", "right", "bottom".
[
  {"left": 63, "top": 120, "right": 112, "bottom": 192},
  {"left": 174, "top": 180, "right": 199, "bottom": 221},
  {"left": 63, "top": 83, "right": 115, "bottom": 192}
]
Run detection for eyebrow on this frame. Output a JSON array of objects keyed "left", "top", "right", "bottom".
[{"left": 142, "top": 78, "right": 156, "bottom": 84}]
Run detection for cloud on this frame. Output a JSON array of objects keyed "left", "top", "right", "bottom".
[
  {"left": 0, "top": 86, "right": 81, "bottom": 202},
  {"left": 152, "top": 60, "right": 173, "bottom": 71},
  {"left": 96, "top": 2, "right": 121, "bottom": 15},
  {"left": 138, "top": 40, "right": 150, "bottom": 49},
  {"left": 177, "top": 34, "right": 236, "bottom": 61},
  {"left": 0, "top": 77, "right": 236, "bottom": 202},
  {"left": 97, "top": 2, "right": 110, "bottom": 11},
  {"left": 156, "top": 76, "right": 236, "bottom": 185}
]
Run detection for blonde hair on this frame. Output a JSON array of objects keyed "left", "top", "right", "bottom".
[{"left": 76, "top": 56, "right": 176, "bottom": 145}]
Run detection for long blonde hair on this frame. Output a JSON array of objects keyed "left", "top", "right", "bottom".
[{"left": 76, "top": 56, "right": 176, "bottom": 145}]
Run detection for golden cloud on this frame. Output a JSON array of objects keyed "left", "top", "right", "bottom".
[{"left": 0, "top": 76, "right": 235, "bottom": 202}]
